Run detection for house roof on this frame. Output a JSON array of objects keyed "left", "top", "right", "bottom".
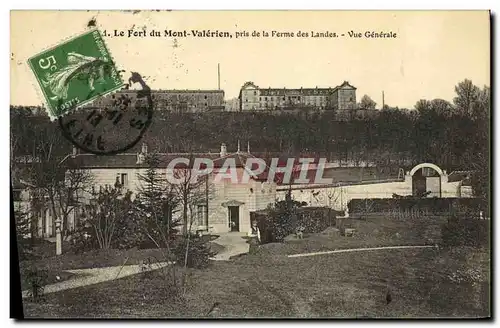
[
  {"left": 272, "top": 166, "right": 401, "bottom": 186},
  {"left": 447, "top": 170, "right": 475, "bottom": 183},
  {"left": 60, "top": 150, "right": 279, "bottom": 182},
  {"left": 62, "top": 152, "right": 221, "bottom": 169}
]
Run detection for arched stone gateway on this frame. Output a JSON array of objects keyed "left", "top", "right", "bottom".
[
  {"left": 408, "top": 163, "right": 447, "bottom": 197},
  {"left": 409, "top": 163, "right": 445, "bottom": 177}
]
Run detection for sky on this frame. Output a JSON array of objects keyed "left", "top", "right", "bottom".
[{"left": 10, "top": 10, "right": 490, "bottom": 109}]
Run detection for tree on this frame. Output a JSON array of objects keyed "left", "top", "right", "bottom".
[
  {"left": 79, "top": 186, "right": 134, "bottom": 249},
  {"left": 453, "top": 79, "right": 480, "bottom": 116},
  {"left": 359, "top": 95, "right": 377, "bottom": 110},
  {"left": 135, "top": 152, "right": 181, "bottom": 246},
  {"left": 15, "top": 208, "right": 35, "bottom": 261},
  {"left": 430, "top": 99, "right": 453, "bottom": 117},
  {"left": 172, "top": 165, "right": 215, "bottom": 236},
  {"left": 20, "top": 120, "right": 93, "bottom": 242},
  {"left": 30, "top": 160, "right": 93, "bottom": 241},
  {"left": 473, "top": 85, "right": 490, "bottom": 121}
]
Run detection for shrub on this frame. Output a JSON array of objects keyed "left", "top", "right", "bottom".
[
  {"left": 348, "top": 197, "right": 486, "bottom": 215},
  {"left": 21, "top": 266, "right": 48, "bottom": 302},
  {"left": 15, "top": 209, "right": 38, "bottom": 261},
  {"left": 172, "top": 234, "right": 216, "bottom": 269},
  {"left": 112, "top": 213, "right": 151, "bottom": 249},
  {"left": 297, "top": 207, "right": 335, "bottom": 233},
  {"left": 68, "top": 223, "right": 98, "bottom": 254}
]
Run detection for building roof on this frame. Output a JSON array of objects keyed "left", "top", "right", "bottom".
[
  {"left": 272, "top": 166, "right": 401, "bottom": 186},
  {"left": 63, "top": 152, "right": 221, "bottom": 169},
  {"left": 61, "top": 149, "right": 282, "bottom": 182},
  {"left": 338, "top": 81, "right": 357, "bottom": 90},
  {"left": 447, "top": 170, "right": 475, "bottom": 183},
  {"left": 115, "top": 89, "right": 224, "bottom": 95}
]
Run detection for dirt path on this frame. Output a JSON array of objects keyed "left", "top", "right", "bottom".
[
  {"left": 288, "top": 245, "right": 439, "bottom": 258},
  {"left": 210, "top": 233, "right": 249, "bottom": 261},
  {"left": 21, "top": 261, "right": 171, "bottom": 298}
]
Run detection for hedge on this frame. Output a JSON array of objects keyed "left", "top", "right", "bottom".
[
  {"left": 250, "top": 207, "right": 338, "bottom": 244},
  {"left": 348, "top": 197, "right": 488, "bottom": 216}
]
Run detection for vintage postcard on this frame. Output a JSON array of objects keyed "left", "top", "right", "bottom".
[{"left": 10, "top": 10, "right": 491, "bottom": 319}]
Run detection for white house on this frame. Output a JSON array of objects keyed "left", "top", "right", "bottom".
[{"left": 61, "top": 143, "right": 278, "bottom": 234}]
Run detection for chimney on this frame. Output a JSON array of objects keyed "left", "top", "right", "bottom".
[
  {"left": 220, "top": 143, "right": 227, "bottom": 157},
  {"left": 141, "top": 143, "right": 148, "bottom": 154},
  {"left": 72, "top": 145, "right": 78, "bottom": 158},
  {"left": 136, "top": 152, "right": 145, "bottom": 165}
]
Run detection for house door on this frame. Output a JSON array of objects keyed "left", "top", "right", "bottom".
[{"left": 228, "top": 206, "right": 240, "bottom": 232}]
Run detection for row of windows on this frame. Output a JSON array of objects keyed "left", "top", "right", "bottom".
[
  {"left": 242, "top": 105, "right": 328, "bottom": 110},
  {"left": 112, "top": 94, "right": 221, "bottom": 101},
  {"left": 249, "top": 90, "right": 328, "bottom": 96},
  {"left": 258, "top": 96, "right": 328, "bottom": 101}
]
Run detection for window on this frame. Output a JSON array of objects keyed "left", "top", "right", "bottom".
[
  {"left": 204, "top": 95, "right": 208, "bottom": 99},
  {"left": 13, "top": 190, "right": 22, "bottom": 202},
  {"left": 254, "top": 91, "right": 257, "bottom": 95},
  {"left": 205, "top": 103, "right": 208, "bottom": 107},
  {"left": 42, "top": 209, "right": 48, "bottom": 236},
  {"left": 117, "top": 173, "right": 128, "bottom": 186},
  {"left": 197, "top": 204, "right": 208, "bottom": 226},
  {"left": 265, "top": 97, "right": 268, "bottom": 101}
]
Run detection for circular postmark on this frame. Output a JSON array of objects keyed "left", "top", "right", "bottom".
[{"left": 58, "top": 72, "right": 153, "bottom": 155}]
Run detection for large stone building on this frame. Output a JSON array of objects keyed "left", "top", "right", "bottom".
[
  {"left": 238, "top": 81, "right": 357, "bottom": 111},
  {"left": 91, "top": 89, "right": 225, "bottom": 112}
]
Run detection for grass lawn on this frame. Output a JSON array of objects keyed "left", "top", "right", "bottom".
[
  {"left": 20, "top": 217, "right": 490, "bottom": 318},
  {"left": 17, "top": 235, "right": 225, "bottom": 293},
  {"left": 22, "top": 247, "right": 490, "bottom": 318},
  {"left": 20, "top": 235, "right": 224, "bottom": 271},
  {"left": 259, "top": 215, "right": 448, "bottom": 256}
]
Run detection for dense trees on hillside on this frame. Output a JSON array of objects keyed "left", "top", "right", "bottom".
[{"left": 11, "top": 79, "right": 490, "bottom": 175}]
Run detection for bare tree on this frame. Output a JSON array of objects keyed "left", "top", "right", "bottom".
[
  {"left": 171, "top": 161, "right": 214, "bottom": 235},
  {"left": 326, "top": 187, "right": 342, "bottom": 209},
  {"left": 24, "top": 125, "right": 93, "bottom": 241}
]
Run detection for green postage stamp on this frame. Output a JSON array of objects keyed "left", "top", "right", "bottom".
[{"left": 28, "top": 29, "right": 124, "bottom": 119}]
